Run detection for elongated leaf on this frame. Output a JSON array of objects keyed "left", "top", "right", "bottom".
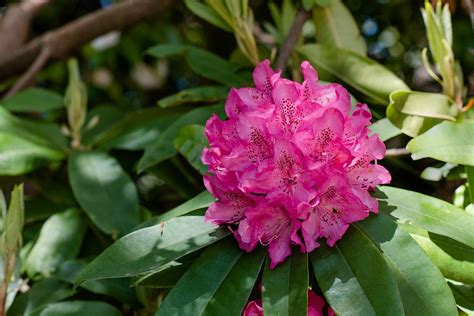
[
  {"left": 310, "top": 225, "right": 403, "bottom": 315},
  {"left": 68, "top": 151, "right": 140, "bottom": 235},
  {"left": 262, "top": 252, "right": 308, "bottom": 316},
  {"left": 185, "top": 0, "right": 232, "bottom": 31},
  {"left": 378, "top": 186, "right": 474, "bottom": 248},
  {"left": 137, "top": 105, "right": 224, "bottom": 172},
  {"left": 8, "top": 279, "right": 71, "bottom": 316},
  {"left": 313, "top": 0, "right": 366, "bottom": 55},
  {"left": 158, "top": 86, "right": 228, "bottom": 108},
  {"left": 2, "top": 88, "right": 63, "bottom": 113},
  {"left": 132, "top": 259, "right": 194, "bottom": 288},
  {"left": 356, "top": 214, "right": 457, "bottom": 315},
  {"left": 0, "top": 133, "right": 64, "bottom": 175},
  {"left": 448, "top": 282, "right": 474, "bottom": 314},
  {"left": 387, "top": 90, "right": 458, "bottom": 137},
  {"left": 467, "top": 166, "right": 474, "bottom": 205},
  {"left": 407, "top": 120, "right": 474, "bottom": 166},
  {"left": 76, "top": 216, "right": 230, "bottom": 284},
  {"left": 37, "top": 301, "right": 121, "bottom": 316},
  {"left": 174, "top": 124, "right": 208, "bottom": 174},
  {"left": 369, "top": 118, "right": 401, "bottom": 142},
  {"left": 158, "top": 191, "right": 214, "bottom": 223},
  {"left": 146, "top": 44, "right": 187, "bottom": 58},
  {"left": 297, "top": 44, "right": 409, "bottom": 104},
  {"left": 81, "top": 106, "right": 124, "bottom": 146},
  {"left": 25, "top": 209, "right": 87, "bottom": 277},
  {"left": 157, "top": 239, "right": 263, "bottom": 316},
  {"left": 402, "top": 224, "right": 474, "bottom": 285}
]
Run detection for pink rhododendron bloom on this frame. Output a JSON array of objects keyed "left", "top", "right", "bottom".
[
  {"left": 202, "top": 60, "right": 390, "bottom": 268},
  {"left": 242, "top": 290, "right": 334, "bottom": 316}
]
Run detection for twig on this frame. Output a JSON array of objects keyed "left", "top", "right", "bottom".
[
  {"left": 275, "top": 6, "right": 310, "bottom": 71},
  {"left": 0, "top": 0, "right": 174, "bottom": 87},
  {"left": 385, "top": 148, "right": 410, "bottom": 157},
  {"left": 4, "top": 46, "right": 50, "bottom": 97}
]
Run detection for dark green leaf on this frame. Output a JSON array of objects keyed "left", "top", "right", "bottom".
[
  {"left": 310, "top": 224, "right": 403, "bottom": 315},
  {"left": 25, "top": 209, "right": 87, "bottom": 277},
  {"left": 262, "top": 251, "right": 308, "bottom": 316},
  {"left": 378, "top": 186, "right": 474, "bottom": 248},
  {"left": 407, "top": 120, "right": 474, "bottom": 166},
  {"left": 158, "top": 86, "right": 228, "bottom": 108},
  {"left": 137, "top": 104, "right": 224, "bottom": 172},
  {"left": 356, "top": 214, "right": 457, "bottom": 315},
  {"left": 448, "top": 282, "right": 474, "bottom": 314},
  {"left": 68, "top": 151, "right": 140, "bottom": 235},
  {"left": 466, "top": 166, "right": 474, "bottom": 205},
  {"left": 81, "top": 106, "right": 124, "bottom": 146},
  {"left": 146, "top": 43, "right": 187, "bottom": 58},
  {"left": 313, "top": 0, "right": 366, "bottom": 55},
  {"left": 2, "top": 88, "right": 63, "bottom": 113},
  {"left": 37, "top": 301, "right": 121, "bottom": 316},
  {"left": 173, "top": 124, "right": 208, "bottom": 174},
  {"left": 157, "top": 191, "right": 214, "bottom": 223},
  {"left": 76, "top": 216, "right": 230, "bottom": 284},
  {"left": 131, "top": 259, "right": 194, "bottom": 288},
  {"left": 0, "top": 133, "right": 65, "bottom": 175},
  {"left": 297, "top": 44, "right": 409, "bottom": 104},
  {"left": 157, "top": 239, "right": 264, "bottom": 316}
]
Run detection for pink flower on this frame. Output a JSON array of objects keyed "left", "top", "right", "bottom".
[
  {"left": 242, "top": 290, "right": 334, "bottom": 316},
  {"left": 202, "top": 60, "right": 390, "bottom": 268}
]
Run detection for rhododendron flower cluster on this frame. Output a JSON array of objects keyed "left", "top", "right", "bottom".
[
  {"left": 202, "top": 60, "right": 390, "bottom": 268},
  {"left": 242, "top": 290, "right": 334, "bottom": 316}
]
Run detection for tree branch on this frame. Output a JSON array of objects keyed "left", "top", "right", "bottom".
[
  {"left": 275, "top": 7, "right": 310, "bottom": 71},
  {"left": 0, "top": 0, "right": 174, "bottom": 84}
]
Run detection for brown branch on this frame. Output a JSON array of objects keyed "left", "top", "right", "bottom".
[
  {"left": 275, "top": 7, "right": 310, "bottom": 71},
  {"left": 385, "top": 148, "right": 410, "bottom": 157},
  {"left": 0, "top": 0, "right": 174, "bottom": 85}
]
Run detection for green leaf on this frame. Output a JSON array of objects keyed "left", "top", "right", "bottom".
[
  {"left": 137, "top": 104, "right": 224, "bottom": 172},
  {"left": 158, "top": 86, "right": 228, "bottom": 108},
  {"left": 313, "top": 0, "right": 366, "bottom": 55},
  {"left": 157, "top": 191, "right": 214, "bottom": 223},
  {"left": 403, "top": 224, "right": 474, "bottom": 286},
  {"left": 466, "top": 166, "right": 474, "bottom": 206},
  {"left": 262, "top": 251, "right": 308, "bottom": 316},
  {"left": 68, "top": 151, "right": 140, "bottom": 236},
  {"left": 24, "top": 209, "right": 87, "bottom": 277},
  {"left": 3, "top": 184, "right": 24, "bottom": 255},
  {"left": 297, "top": 44, "right": 409, "bottom": 104},
  {"left": 174, "top": 124, "right": 208, "bottom": 174},
  {"left": 387, "top": 90, "right": 458, "bottom": 137},
  {"left": 448, "top": 282, "right": 474, "bottom": 314},
  {"left": 157, "top": 239, "right": 264, "bottom": 316},
  {"left": 0, "top": 107, "right": 67, "bottom": 150},
  {"left": 356, "top": 214, "right": 457, "bottom": 315},
  {"left": 2, "top": 88, "right": 63, "bottom": 113},
  {"left": 146, "top": 43, "right": 187, "bottom": 58},
  {"left": 81, "top": 106, "right": 124, "bottom": 146},
  {"left": 37, "top": 301, "right": 121, "bottom": 316},
  {"left": 185, "top": 0, "right": 232, "bottom": 31},
  {"left": 0, "top": 133, "right": 65, "bottom": 175},
  {"left": 131, "top": 259, "right": 194, "bottom": 288},
  {"left": 407, "top": 120, "right": 474, "bottom": 166},
  {"left": 378, "top": 186, "right": 474, "bottom": 248},
  {"left": 76, "top": 216, "right": 230, "bottom": 284},
  {"left": 310, "top": 224, "right": 403, "bottom": 315},
  {"left": 55, "top": 260, "right": 139, "bottom": 306},
  {"left": 369, "top": 118, "right": 401, "bottom": 142},
  {"left": 8, "top": 279, "right": 71, "bottom": 316}
]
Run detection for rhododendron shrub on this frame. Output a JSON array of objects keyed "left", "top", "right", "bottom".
[{"left": 202, "top": 60, "right": 391, "bottom": 267}]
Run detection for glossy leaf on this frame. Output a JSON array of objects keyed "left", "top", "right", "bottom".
[
  {"left": 369, "top": 118, "right": 401, "bottom": 142},
  {"left": 378, "top": 186, "right": 474, "bottom": 248},
  {"left": 76, "top": 216, "right": 230, "bottom": 284},
  {"left": 310, "top": 224, "right": 403, "bottom": 316},
  {"left": 157, "top": 239, "right": 264, "bottom": 316},
  {"left": 407, "top": 120, "right": 474, "bottom": 166},
  {"left": 173, "top": 124, "right": 208, "bottom": 174},
  {"left": 387, "top": 90, "right": 458, "bottom": 137},
  {"left": 137, "top": 105, "right": 224, "bottom": 172},
  {"left": 0, "top": 133, "right": 65, "bottom": 175},
  {"left": 68, "top": 151, "right": 140, "bottom": 235},
  {"left": 2, "top": 88, "right": 63, "bottom": 113},
  {"left": 25, "top": 209, "right": 87, "bottom": 277},
  {"left": 262, "top": 251, "right": 308, "bottom": 316},
  {"left": 157, "top": 191, "right": 214, "bottom": 223},
  {"left": 131, "top": 259, "right": 194, "bottom": 288},
  {"left": 37, "top": 301, "right": 122, "bottom": 316},
  {"left": 297, "top": 44, "right": 409, "bottom": 104},
  {"left": 403, "top": 224, "right": 474, "bottom": 285},
  {"left": 356, "top": 214, "right": 457, "bottom": 315},
  {"left": 313, "top": 0, "right": 366, "bottom": 55},
  {"left": 158, "top": 86, "right": 228, "bottom": 108}
]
